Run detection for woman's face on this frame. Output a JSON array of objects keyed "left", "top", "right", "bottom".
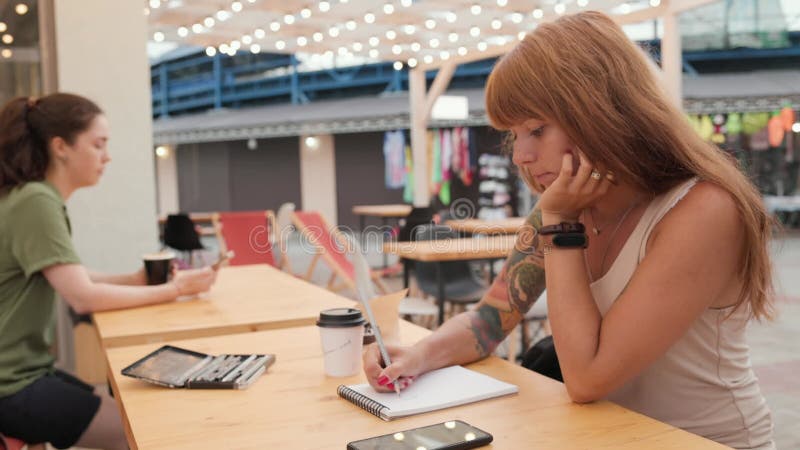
[
  {"left": 62, "top": 114, "right": 111, "bottom": 188},
  {"left": 509, "top": 119, "right": 576, "bottom": 189}
]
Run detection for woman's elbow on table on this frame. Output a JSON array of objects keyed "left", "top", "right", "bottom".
[{"left": 563, "top": 374, "right": 613, "bottom": 404}]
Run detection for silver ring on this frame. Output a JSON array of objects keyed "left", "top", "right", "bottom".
[{"left": 590, "top": 170, "right": 602, "bottom": 180}]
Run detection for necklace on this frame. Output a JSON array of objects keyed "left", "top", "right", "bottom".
[
  {"left": 584, "top": 198, "right": 644, "bottom": 281},
  {"left": 587, "top": 199, "right": 639, "bottom": 235}
]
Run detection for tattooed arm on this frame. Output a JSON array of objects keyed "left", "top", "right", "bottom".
[{"left": 409, "top": 208, "right": 548, "bottom": 372}]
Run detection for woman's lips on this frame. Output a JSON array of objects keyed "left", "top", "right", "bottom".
[{"left": 534, "top": 172, "right": 555, "bottom": 184}]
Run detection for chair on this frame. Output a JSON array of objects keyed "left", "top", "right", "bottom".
[
  {"left": 347, "top": 233, "right": 437, "bottom": 325},
  {"left": 291, "top": 211, "right": 389, "bottom": 295},
  {"left": 273, "top": 202, "right": 296, "bottom": 273},
  {"left": 412, "top": 224, "right": 488, "bottom": 318},
  {"left": 0, "top": 434, "right": 45, "bottom": 450},
  {"left": 507, "top": 291, "right": 549, "bottom": 362},
  {"left": 163, "top": 213, "right": 205, "bottom": 268},
  {"left": 212, "top": 211, "right": 276, "bottom": 266}
]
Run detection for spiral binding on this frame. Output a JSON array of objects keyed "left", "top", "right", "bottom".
[{"left": 337, "top": 385, "right": 388, "bottom": 419}]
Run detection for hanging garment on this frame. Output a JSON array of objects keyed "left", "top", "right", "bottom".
[
  {"left": 383, "top": 130, "right": 406, "bottom": 189},
  {"left": 430, "top": 129, "right": 442, "bottom": 195},
  {"left": 750, "top": 127, "right": 770, "bottom": 152},
  {"left": 451, "top": 127, "right": 463, "bottom": 179},
  {"left": 780, "top": 106, "right": 796, "bottom": 131},
  {"left": 698, "top": 115, "right": 714, "bottom": 142},
  {"left": 466, "top": 127, "right": 478, "bottom": 186},
  {"left": 726, "top": 112, "right": 742, "bottom": 135},
  {"left": 711, "top": 114, "right": 726, "bottom": 144},
  {"left": 767, "top": 113, "right": 785, "bottom": 148},
  {"left": 403, "top": 145, "right": 414, "bottom": 203},
  {"left": 441, "top": 129, "right": 453, "bottom": 181},
  {"left": 742, "top": 112, "right": 770, "bottom": 136}
]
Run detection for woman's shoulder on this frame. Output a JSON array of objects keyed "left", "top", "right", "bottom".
[
  {"left": 653, "top": 180, "right": 741, "bottom": 239},
  {"left": 3, "top": 182, "right": 63, "bottom": 215}
]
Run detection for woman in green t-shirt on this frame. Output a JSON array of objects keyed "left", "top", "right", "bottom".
[{"left": 0, "top": 93, "right": 218, "bottom": 449}]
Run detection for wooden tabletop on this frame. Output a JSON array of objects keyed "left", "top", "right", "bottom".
[
  {"left": 104, "top": 323, "right": 726, "bottom": 450},
  {"left": 93, "top": 264, "right": 355, "bottom": 348},
  {"left": 446, "top": 217, "right": 526, "bottom": 235},
  {"left": 384, "top": 235, "right": 517, "bottom": 262},
  {"left": 352, "top": 204, "right": 412, "bottom": 217}
]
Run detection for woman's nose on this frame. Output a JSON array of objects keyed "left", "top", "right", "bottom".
[{"left": 512, "top": 141, "right": 536, "bottom": 166}]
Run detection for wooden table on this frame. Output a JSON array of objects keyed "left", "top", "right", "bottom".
[
  {"left": 352, "top": 204, "right": 412, "bottom": 268},
  {"left": 93, "top": 264, "right": 354, "bottom": 347},
  {"left": 384, "top": 235, "right": 516, "bottom": 324},
  {"left": 446, "top": 217, "right": 525, "bottom": 235},
  {"left": 104, "top": 322, "right": 726, "bottom": 450}
]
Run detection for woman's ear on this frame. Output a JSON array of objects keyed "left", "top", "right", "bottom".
[{"left": 49, "top": 136, "right": 69, "bottom": 163}]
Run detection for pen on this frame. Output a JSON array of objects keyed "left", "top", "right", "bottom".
[{"left": 361, "top": 298, "right": 401, "bottom": 396}]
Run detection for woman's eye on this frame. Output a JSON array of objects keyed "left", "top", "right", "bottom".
[{"left": 530, "top": 126, "right": 545, "bottom": 137}]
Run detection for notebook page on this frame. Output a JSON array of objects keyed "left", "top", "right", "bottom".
[{"left": 345, "top": 365, "right": 518, "bottom": 419}]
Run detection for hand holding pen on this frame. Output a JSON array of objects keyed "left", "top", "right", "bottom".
[{"left": 362, "top": 342, "right": 422, "bottom": 394}]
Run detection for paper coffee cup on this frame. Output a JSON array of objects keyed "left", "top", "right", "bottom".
[
  {"left": 317, "top": 308, "right": 366, "bottom": 377},
  {"left": 142, "top": 251, "right": 176, "bottom": 285}
]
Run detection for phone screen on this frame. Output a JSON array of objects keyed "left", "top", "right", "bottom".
[{"left": 347, "top": 420, "right": 492, "bottom": 450}]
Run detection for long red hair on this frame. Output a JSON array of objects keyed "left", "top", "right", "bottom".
[{"left": 486, "top": 11, "right": 774, "bottom": 320}]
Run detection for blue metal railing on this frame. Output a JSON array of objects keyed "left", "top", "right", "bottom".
[{"left": 151, "top": 30, "right": 800, "bottom": 118}]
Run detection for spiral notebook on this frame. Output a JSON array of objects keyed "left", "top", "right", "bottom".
[{"left": 337, "top": 365, "right": 518, "bottom": 421}]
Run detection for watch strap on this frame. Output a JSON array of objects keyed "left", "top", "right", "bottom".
[{"left": 539, "top": 221, "right": 585, "bottom": 236}]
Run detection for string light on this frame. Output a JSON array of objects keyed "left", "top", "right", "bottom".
[
  {"left": 205, "top": 46, "right": 216, "bottom": 56},
  {"left": 0, "top": 22, "right": 8, "bottom": 33},
  {"left": 1, "top": 49, "right": 12, "bottom": 59},
  {"left": 407, "top": 57, "right": 417, "bottom": 67},
  {"left": 423, "top": 54, "right": 434, "bottom": 64},
  {"left": 250, "top": 44, "right": 261, "bottom": 54},
  {"left": 153, "top": 31, "right": 165, "bottom": 42},
  {"left": 364, "top": 13, "right": 375, "bottom": 23},
  {"left": 470, "top": 26, "right": 480, "bottom": 37},
  {"left": 319, "top": 1, "right": 330, "bottom": 12},
  {"left": 425, "top": 19, "right": 436, "bottom": 29},
  {"left": 2, "top": 34, "right": 14, "bottom": 44},
  {"left": 313, "top": 32, "right": 324, "bottom": 42},
  {"left": 491, "top": 19, "right": 502, "bottom": 30},
  {"left": 555, "top": 3, "right": 566, "bottom": 14},
  {"left": 275, "top": 40, "right": 286, "bottom": 50},
  {"left": 230, "top": 1, "right": 243, "bottom": 13},
  {"left": 650, "top": 0, "right": 661, "bottom": 6},
  {"left": 177, "top": 27, "right": 188, "bottom": 37},
  {"left": 204, "top": 17, "right": 215, "bottom": 27},
  {"left": 254, "top": 28, "right": 265, "bottom": 39},
  {"left": 284, "top": 14, "right": 295, "bottom": 25},
  {"left": 300, "top": 8, "right": 312, "bottom": 18},
  {"left": 383, "top": 3, "right": 394, "bottom": 14},
  {"left": 15, "top": 3, "right": 28, "bottom": 15},
  {"left": 533, "top": 8, "right": 544, "bottom": 19},
  {"left": 242, "top": 35, "right": 252, "bottom": 44},
  {"left": 270, "top": 21, "right": 280, "bottom": 31}
]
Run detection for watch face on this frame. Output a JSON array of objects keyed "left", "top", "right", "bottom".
[{"left": 552, "top": 233, "right": 587, "bottom": 248}]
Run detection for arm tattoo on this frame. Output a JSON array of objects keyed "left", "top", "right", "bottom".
[
  {"left": 469, "top": 304, "right": 507, "bottom": 357},
  {"left": 465, "top": 208, "right": 548, "bottom": 357},
  {"left": 507, "top": 209, "right": 547, "bottom": 314}
]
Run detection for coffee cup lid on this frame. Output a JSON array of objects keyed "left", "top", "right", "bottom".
[{"left": 317, "top": 308, "right": 365, "bottom": 328}]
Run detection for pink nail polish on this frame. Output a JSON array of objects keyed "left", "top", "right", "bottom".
[
  {"left": 377, "top": 375, "right": 389, "bottom": 386},
  {"left": 386, "top": 382, "right": 395, "bottom": 390}
]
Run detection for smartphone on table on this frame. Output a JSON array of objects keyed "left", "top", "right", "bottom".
[{"left": 347, "top": 420, "right": 492, "bottom": 450}]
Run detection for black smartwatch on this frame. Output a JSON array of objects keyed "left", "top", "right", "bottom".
[{"left": 542, "top": 232, "right": 588, "bottom": 255}]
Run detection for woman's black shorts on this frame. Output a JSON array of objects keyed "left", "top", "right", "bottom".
[{"left": 0, "top": 370, "right": 101, "bottom": 449}]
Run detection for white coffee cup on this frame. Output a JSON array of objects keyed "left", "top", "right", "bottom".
[{"left": 317, "top": 308, "right": 366, "bottom": 377}]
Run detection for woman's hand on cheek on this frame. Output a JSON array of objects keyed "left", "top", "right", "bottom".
[{"left": 537, "top": 152, "right": 612, "bottom": 225}]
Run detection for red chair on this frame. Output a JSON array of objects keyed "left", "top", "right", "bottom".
[
  {"left": 0, "top": 434, "right": 45, "bottom": 450},
  {"left": 212, "top": 211, "right": 277, "bottom": 266},
  {"left": 291, "top": 211, "right": 388, "bottom": 294}
]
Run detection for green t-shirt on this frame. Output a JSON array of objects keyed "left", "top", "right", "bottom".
[{"left": 0, "top": 181, "right": 81, "bottom": 397}]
